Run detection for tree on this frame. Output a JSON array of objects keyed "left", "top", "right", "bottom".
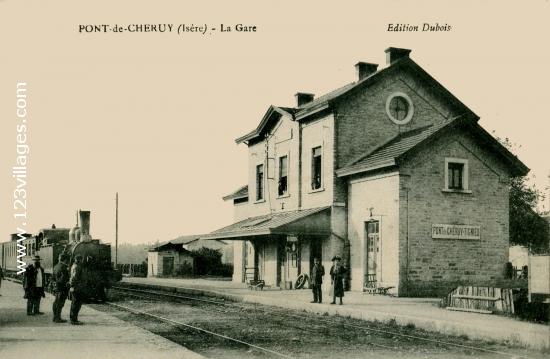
[{"left": 497, "top": 136, "right": 549, "bottom": 253}]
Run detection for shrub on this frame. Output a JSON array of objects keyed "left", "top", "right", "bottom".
[
  {"left": 175, "top": 262, "right": 193, "bottom": 276},
  {"left": 191, "top": 247, "right": 232, "bottom": 277}
]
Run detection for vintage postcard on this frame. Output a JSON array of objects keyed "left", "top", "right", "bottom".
[{"left": 1, "top": 1, "right": 548, "bottom": 358}]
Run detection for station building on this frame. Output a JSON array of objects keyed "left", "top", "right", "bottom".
[
  {"left": 203, "top": 47, "right": 528, "bottom": 296},
  {"left": 147, "top": 240, "right": 194, "bottom": 277},
  {"left": 147, "top": 234, "right": 232, "bottom": 277}
]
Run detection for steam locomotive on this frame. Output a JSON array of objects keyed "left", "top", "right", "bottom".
[{"left": 1, "top": 210, "right": 120, "bottom": 301}]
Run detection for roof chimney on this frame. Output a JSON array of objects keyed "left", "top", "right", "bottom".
[
  {"left": 295, "top": 92, "right": 315, "bottom": 107},
  {"left": 385, "top": 47, "right": 412, "bottom": 65},
  {"left": 355, "top": 62, "right": 378, "bottom": 81}
]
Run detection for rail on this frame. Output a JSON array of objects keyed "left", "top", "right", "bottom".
[
  {"left": 105, "top": 299, "right": 293, "bottom": 359},
  {"left": 111, "top": 285, "right": 535, "bottom": 359}
]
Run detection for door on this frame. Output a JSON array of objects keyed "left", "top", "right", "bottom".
[
  {"left": 162, "top": 256, "right": 174, "bottom": 276},
  {"left": 284, "top": 238, "right": 299, "bottom": 288},
  {"left": 309, "top": 238, "right": 322, "bottom": 274},
  {"left": 257, "top": 242, "right": 265, "bottom": 281},
  {"left": 243, "top": 240, "right": 257, "bottom": 282},
  {"left": 365, "top": 221, "right": 380, "bottom": 286},
  {"left": 277, "top": 241, "right": 285, "bottom": 287},
  {"left": 287, "top": 247, "right": 299, "bottom": 285}
]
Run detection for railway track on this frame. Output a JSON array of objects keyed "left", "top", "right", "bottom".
[
  {"left": 109, "top": 285, "right": 539, "bottom": 359},
  {"left": 109, "top": 287, "right": 396, "bottom": 352},
  {"left": 106, "top": 300, "right": 293, "bottom": 358}
]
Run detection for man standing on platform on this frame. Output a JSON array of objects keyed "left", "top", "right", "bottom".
[
  {"left": 310, "top": 257, "right": 325, "bottom": 303},
  {"left": 69, "top": 255, "right": 84, "bottom": 325},
  {"left": 23, "top": 255, "right": 45, "bottom": 315},
  {"left": 52, "top": 253, "right": 70, "bottom": 323}
]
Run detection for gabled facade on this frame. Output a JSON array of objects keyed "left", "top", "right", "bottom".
[{"left": 204, "top": 48, "right": 528, "bottom": 296}]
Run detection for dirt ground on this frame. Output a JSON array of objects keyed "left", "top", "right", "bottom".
[{"left": 90, "top": 289, "right": 547, "bottom": 359}]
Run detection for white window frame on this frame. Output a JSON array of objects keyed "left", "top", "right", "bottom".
[
  {"left": 255, "top": 162, "right": 266, "bottom": 203},
  {"left": 277, "top": 153, "right": 290, "bottom": 198},
  {"left": 386, "top": 92, "right": 414, "bottom": 125},
  {"left": 310, "top": 145, "right": 324, "bottom": 192},
  {"left": 443, "top": 157, "right": 471, "bottom": 193}
]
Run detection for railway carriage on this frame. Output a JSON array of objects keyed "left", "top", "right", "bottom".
[
  {"left": 1, "top": 210, "right": 120, "bottom": 301},
  {"left": 1, "top": 233, "right": 35, "bottom": 277}
]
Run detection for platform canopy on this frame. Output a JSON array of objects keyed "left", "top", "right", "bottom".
[{"left": 201, "top": 206, "right": 331, "bottom": 240}]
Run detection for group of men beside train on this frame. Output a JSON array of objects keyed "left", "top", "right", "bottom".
[{"left": 22, "top": 254, "right": 85, "bottom": 325}]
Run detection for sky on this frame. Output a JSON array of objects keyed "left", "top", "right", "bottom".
[{"left": 1, "top": 0, "right": 549, "bottom": 246}]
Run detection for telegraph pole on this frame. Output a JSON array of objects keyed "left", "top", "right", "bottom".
[{"left": 115, "top": 192, "right": 119, "bottom": 268}]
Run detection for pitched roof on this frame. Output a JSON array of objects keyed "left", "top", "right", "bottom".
[
  {"left": 148, "top": 234, "right": 203, "bottom": 251},
  {"left": 236, "top": 53, "right": 480, "bottom": 144},
  {"left": 169, "top": 234, "right": 203, "bottom": 245},
  {"left": 201, "top": 206, "right": 331, "bottom": 240},
  {"left": 278, "top": 106, "right": 298, "bottom": 115},
  {"left": 222, "top": 185, "right": 248, "bottom": 201},
  {"left": 293, "top": 82, "right": 357, "bottom": 118},
  {"left": 294, "top": 56, "right": 476, "bottom": 121},
  {"left": 148, "top": 242, "right": 193, "bottom": 253},
  {"left": 337, "top": 116, "right": 529, "bottom": 178},
  {"left": 235, "top": 105, "right": 295, "bottom": 144},
  {"left": 337, "top": 122, "right": 448, "bottom": 176}
]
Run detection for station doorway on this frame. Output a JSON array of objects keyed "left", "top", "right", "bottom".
[
  {"left": 163, "top": 256, "right": 174, "bottom": 276},
  {"left": 365, "top": 220, "right": 381, "bottom": 286},
  {"left": 243, "top": 240, "right": 257, "bottom": 283},
  {"left": 309, "top": 238, "right": 322, "bottom": 273}
]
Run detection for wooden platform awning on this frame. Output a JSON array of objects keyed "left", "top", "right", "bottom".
[{"left": 201, "top": 206, "right": 331, "bottom": 240}]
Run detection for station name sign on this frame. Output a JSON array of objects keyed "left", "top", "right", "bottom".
[{"left": 432, "top": 224, "right": 480, "bottom": 240}]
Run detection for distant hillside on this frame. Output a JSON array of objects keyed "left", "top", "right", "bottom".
[{"left": 111, "top": 243, "right": 150, "bottom": 264}]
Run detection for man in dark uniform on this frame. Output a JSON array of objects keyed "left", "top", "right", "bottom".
[
  {"left": 69, "top": 255, "right": 84, "bottom": 325},
  {"left": 310, "top": 257, "right": 325, "bottom": 303},
  {"left": 23, "top": 255, "right": 46, "bottom": 315},
  {"left": 52, "top": 253, "right": 70, "bottom": 323}
]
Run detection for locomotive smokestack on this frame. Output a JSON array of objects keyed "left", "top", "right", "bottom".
[
  {"left": 79, "top": 210, "right": 90, "bottom": 235},
  {"left": 79, "top": 210, "right": 92, "bottom": 241}
]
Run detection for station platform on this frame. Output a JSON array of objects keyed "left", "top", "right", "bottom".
[
  {"left": 124, "top": 277, "right": 550, "bottom": 350},
  {"left": 0, "top": 280, "right": 203, "bottom": 359}
]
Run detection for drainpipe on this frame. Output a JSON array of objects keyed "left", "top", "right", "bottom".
[{"left": 298, "top": 121, "right": 303, "bottom": 210}]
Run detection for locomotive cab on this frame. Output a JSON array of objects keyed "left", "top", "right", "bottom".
[{"left": 70, "top": 240, "right": 113, "bottom": 302}]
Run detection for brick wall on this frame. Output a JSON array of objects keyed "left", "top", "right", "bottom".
[
  {"left": 333, "top": 69, "right": 459, "bottom": 283},
  {"left": 334, "top": 71, "right": 453, "bottom": 174},
  {"left": 398, "top": 129, "right": 511, "bottom": 296}
]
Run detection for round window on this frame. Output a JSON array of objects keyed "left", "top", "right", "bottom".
[{"left": 386, "top": 92, "right": 414, "bottom": 125}]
